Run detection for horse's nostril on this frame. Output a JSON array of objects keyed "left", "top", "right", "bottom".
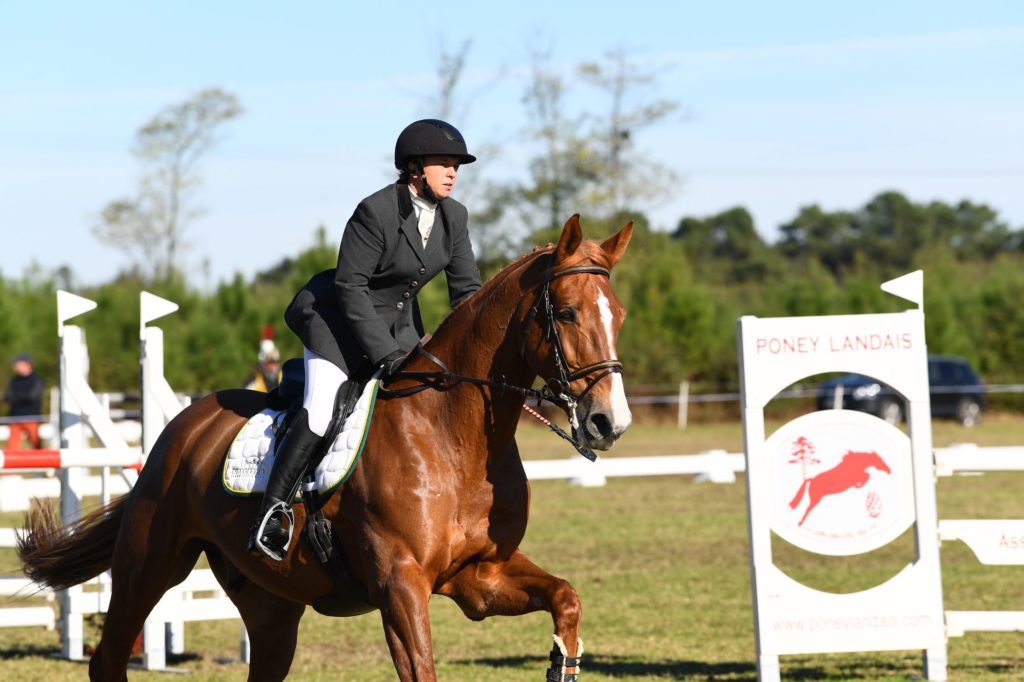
[{"left": 589, "top": 413, "right": 613, "bottom": 439}]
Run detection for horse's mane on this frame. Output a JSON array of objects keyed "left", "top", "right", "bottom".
[{"left": 427, "top": 238, "right": 615, "bottom": 351}]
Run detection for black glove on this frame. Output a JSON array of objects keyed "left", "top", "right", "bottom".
[{"left": 380, "top": 350, "right": 407, "bottom": 379}]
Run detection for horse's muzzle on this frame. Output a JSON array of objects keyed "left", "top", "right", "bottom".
[{"left": 576, "top": 395, "right": 631, "bottom": 451}]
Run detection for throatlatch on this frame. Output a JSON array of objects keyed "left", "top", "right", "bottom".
[{"left": 546, "top": 634, "right": 584, "bottom": 682}]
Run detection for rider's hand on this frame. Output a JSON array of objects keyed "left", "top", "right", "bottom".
[{"left": 380, "top": 350, "right": 407, "bottom": 379}]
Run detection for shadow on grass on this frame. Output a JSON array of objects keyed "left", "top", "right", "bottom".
[
  {"left": 0, "top": 646, "right": 205, "bottom": 669},
  {"left": 458, "top": 653, "right": 1024, "bottom": 680},
  {"left": 0, "top": 644, "right": 62, "bottom": 661},
  {"left": 459, "top": 653, "right": 758, "bottom": 680}
]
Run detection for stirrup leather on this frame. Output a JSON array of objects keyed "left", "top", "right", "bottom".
[
  {"left": 546, "top": 634, "right": 584, "bottom": 682},
  {"left": 253, "top": 500, "right": 295, "bottom": 562}
]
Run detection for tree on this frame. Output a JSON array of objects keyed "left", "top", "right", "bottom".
[
  {"left": 515, "top": 41, "right": 599, "bottom": 240},
  {"left": 777, "top": 203, "right": 858, "bottom": 277},
  {"left": 422, "top": 39, "right": 509, "bottom": 265},
  {"left": 428, "top": 38, "right": 472, "bottom": 124},
  {"left": 577, "top": 48, "right": 679, "bottom": 216},
  {"left": 93, "top": 88, "right": 243, "bottom": 280},
  {"left": 925, "top": 199, "right": 1019, "bottom": 260},
  {"left": 776, "top": 192, "right": 1024, "bottom": 279},
  {"left": 673, "top": 207, "right": 780, "bottom": 283},
  {"left": 492, "top": 44, "right": 681, "bottom": 248}
]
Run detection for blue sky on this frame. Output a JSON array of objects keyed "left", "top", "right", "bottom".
[{"left": 2, "top": 1, "right": 1022, "bottom": 287}]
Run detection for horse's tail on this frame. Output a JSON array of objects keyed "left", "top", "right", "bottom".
[
  {"left": 789, "top": 478, "right": 810, "bottom": 510},
  {"left": 16, "top": 495, "right": 128, "bottom": 592}
]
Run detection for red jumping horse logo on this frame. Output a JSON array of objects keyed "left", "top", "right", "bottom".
[{"left": 788, "top": 450, "right": 891, "bottom": 526}]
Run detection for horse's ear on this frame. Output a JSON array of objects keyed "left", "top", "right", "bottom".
[
  {"left": 554, "top": 214, "right": 584, "bottom": 262},
  {"left": 600, "top": 221, "right": 633, "bottom": 269}
]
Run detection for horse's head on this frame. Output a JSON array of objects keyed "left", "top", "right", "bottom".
[
  {"left": 521, "top": 215, "right": 633, "bottom": 451},
  {"left": 843, "top": 450, "right": 891, "bottom": 474}
]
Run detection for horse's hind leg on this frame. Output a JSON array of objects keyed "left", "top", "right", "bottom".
[
  {"left": 205, "top": 549, "right": 304, "bottom": 682},
  {"left": 88, "top": 533, "right": 204, "bottom": 682},
  {"left": 438, "top": 550, "right": 583, "bottom": 678}
]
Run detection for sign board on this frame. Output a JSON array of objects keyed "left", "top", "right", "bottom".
[
  {"left": 738, "top": 306, "right": 947, "bottom": 682},
  {"left": 939, "top": 520, "right": 1024, "bottom": 565}
]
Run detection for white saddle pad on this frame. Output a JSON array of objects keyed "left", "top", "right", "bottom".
[{"left": 222, "top": 378, "right": 380, "bottom": 497}]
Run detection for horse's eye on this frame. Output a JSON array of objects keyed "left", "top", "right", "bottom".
[{"left": 557, "top": 307, "right": 577, "bottom": 323}]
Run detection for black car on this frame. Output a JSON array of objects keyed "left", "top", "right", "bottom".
[{"left": 815, "top": 355, "right": 986, "bottom": 426}]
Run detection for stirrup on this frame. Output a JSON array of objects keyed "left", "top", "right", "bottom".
[{"left": 252, "top": 500, "right": 295, "bottom": 561}]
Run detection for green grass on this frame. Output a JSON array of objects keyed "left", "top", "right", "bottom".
[{"left": 1, "top": 417, "right": 1024, "bottom": 680}]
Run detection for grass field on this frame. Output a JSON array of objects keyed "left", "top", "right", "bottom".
[{"left": 1, "top": 416, "right": 1023, "bottom": 680}]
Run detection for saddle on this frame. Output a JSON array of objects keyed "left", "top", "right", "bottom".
[{"left": 226, "top": 361, "right": 377, "bottom": 497}]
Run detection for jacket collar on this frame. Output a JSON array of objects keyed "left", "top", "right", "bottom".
[
  {"left": 396, "top": 184, "right": 427, "bottom": 264},
  {"left": 397, "top": 182, "right": 414, "bottom": 222}
]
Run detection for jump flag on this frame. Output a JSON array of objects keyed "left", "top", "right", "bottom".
[
  {"left": 880, "top": 270, "right": 923, "bottom": 310},
  {"left": 140, "top": 291, "right": 180, "bottom": 334},
  {"left": 57, "top": 290, "right": 98, "bottom": 337}
]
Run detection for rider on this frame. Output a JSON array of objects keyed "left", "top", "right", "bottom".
[{"left": 248, "top": 119, "right": 483, "bottom": 560}]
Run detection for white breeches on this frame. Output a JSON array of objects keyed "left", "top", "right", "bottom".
[{"left": 302, "top": 348, "right": 349, "bottom": 437}]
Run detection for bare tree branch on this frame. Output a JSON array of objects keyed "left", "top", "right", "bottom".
[{"left": 93, "top": 88, "right": 243, "bottom": 280}]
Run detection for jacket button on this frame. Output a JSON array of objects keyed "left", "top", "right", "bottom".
[
  {"left": 396, "top": 301, "right": 404, "bottom": 310},
  {"left": 418, "top": 267, "right": 426, "bottom": 275},
  {"left": 402, "top": 291, "right": 411, "bottom": 299},
  {"left": 411, "top": 281, "right": 418, "bottom": 287}
]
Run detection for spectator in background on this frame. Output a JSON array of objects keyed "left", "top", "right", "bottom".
[
  {"left": 4, "top": 353, "right": 45, "bottom": 449},
  {"left": 244, "top": 339, "right": 281, "bottom": 393}
]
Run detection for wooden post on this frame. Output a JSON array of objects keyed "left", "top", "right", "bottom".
[{"left": 677, "top": 380, "right": 689, "bottom": 429}]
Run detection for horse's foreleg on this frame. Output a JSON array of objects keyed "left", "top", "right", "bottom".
[
  {"left": 374, "top": 556, "right": 437, "bottom": 681},
  {"left": 438, "top": 550, "right": 583, "bottom": 680}
]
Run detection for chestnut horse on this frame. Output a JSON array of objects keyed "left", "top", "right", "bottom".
[{"left": 18, "top": 215, "right": 633, "bottom": 682}]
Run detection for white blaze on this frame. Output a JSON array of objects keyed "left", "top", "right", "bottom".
[{"left": 597, "top": 293, "right": 632, "bottom": 432}]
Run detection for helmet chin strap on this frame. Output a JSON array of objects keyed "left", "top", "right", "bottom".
[{"left": 415, "top": 159, "right": 440, "bottom": 203}]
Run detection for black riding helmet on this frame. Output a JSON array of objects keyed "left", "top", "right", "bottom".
[{"left": 394, "top": 119, "right": 476, "bottom": 170}]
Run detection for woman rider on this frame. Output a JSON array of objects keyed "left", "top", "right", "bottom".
[{"left": 249, "top": 119, "right": 482, "bottom": 560}]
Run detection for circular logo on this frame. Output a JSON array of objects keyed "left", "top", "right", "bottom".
[{"left": 767, "top": 410, "right": 915, "bottom": 556}]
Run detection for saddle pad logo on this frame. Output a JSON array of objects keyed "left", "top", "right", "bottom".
[{"left": 767, "top": 409, "right": 915, "bottom": 557}]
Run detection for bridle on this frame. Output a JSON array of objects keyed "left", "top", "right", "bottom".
[
  {"left": 519, "top": 263, "right": 624, "bottom": 427},
  {"left": 378, "top": 260, "right": 624, "bottom": 460}
]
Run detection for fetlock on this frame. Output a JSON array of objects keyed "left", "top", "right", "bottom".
[{"left": 546, "top": 635, "right": 583, "bottom": 682}]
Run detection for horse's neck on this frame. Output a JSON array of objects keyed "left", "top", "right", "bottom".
[{"left": 421, "top": 260, "right": 540, "bottom": 438}]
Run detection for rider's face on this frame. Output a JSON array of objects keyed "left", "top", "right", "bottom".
[{"left": 414, "top": 155, "right": 460, "bottom": 200}]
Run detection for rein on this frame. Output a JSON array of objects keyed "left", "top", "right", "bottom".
[{"left": 377, "top": 263, "right": 623, "bottom": 461}]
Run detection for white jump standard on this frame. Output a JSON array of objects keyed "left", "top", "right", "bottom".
[{"left": 737, "top": 271, "right": 948, "bottom": 682}]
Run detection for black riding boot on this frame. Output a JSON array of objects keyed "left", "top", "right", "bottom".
[{"left": 247, "top": 409, "right": 323, "bottom": 561}]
